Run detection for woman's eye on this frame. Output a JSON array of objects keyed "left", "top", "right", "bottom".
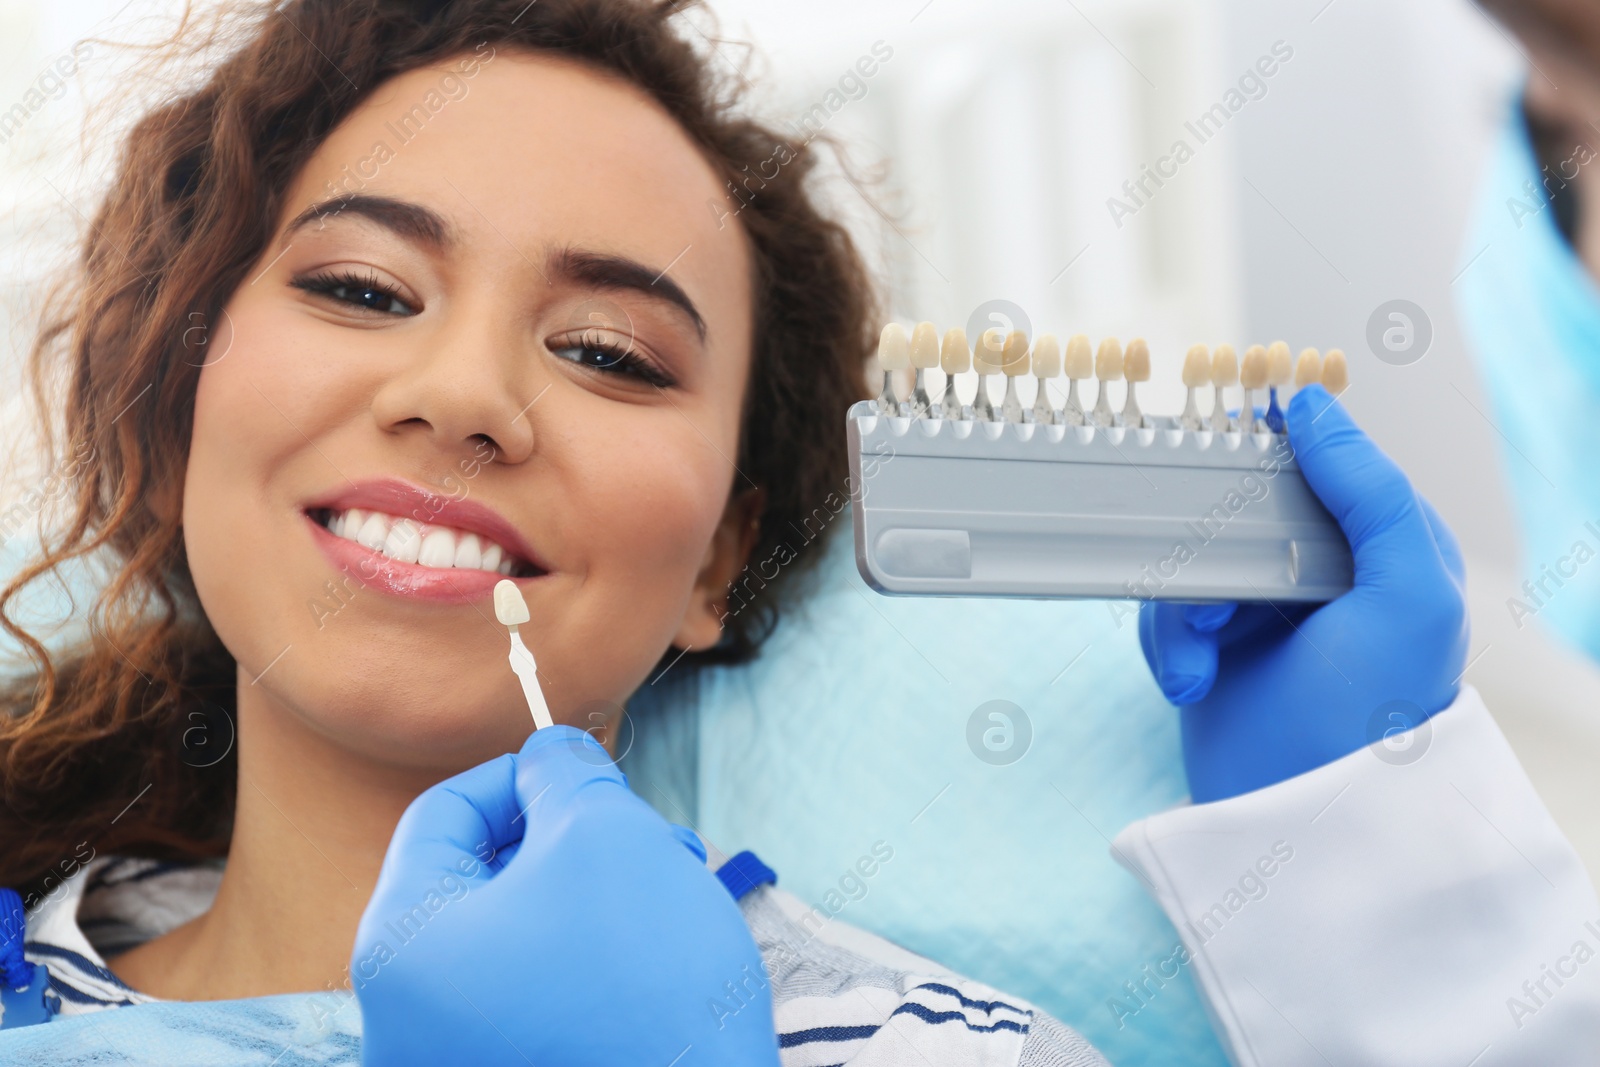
[
  {"left": 291, "top": 269, "right": 416, "bottom": 316},
  {"left": 548, "top": 330, "right": 676, "bottom": 389}
]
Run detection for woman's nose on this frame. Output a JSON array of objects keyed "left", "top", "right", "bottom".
[{"left": 368, "top": 311, "right": 541, "bottom": 466}]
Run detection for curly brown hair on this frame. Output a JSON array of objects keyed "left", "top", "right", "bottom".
[{"left": 0, "top": 0, "right": 875, "bottom": 893}]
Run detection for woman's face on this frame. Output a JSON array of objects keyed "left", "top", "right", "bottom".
[{"left": 182, "top": 49, "right": 755, "bottom": 770}]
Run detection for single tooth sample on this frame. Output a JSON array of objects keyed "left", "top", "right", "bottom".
[
  {"left": 1180, "top": 344, "right": 1210, "bottom": 431},
  {"left": 1240, "top": 344, "right": 1269, "bottom": 433},
  {"left": 1091, "top": 338, "right": 1124, "bottom": 428},
  {"left": 493, "top": 579, "right": 531, "bottom": 626},
  {"left": 972, "top": 328, "right": 1005, "bottom": 421},
  {"left": 939, "top": 327, "right": 970, "bottom": 420},
  {"left": 1265, "top": 340, "right": 1292, "bottom": 432},
  {"left": 494, "top": 578, "right": 552, "bottom": 730},
  {"left": 1122, "top": 338, "right": 1150, "bottom": 429},
  {"left": 1000, "top": 330, "right": 1030, "bottom": 422},
  {"left": 1031, "top": 333, "right": 1062, "bottom": 425},
  {"left": 876, "top": 322, "right": 909, "bottom": 415},
  {"left": 1322, "top": 348, "right": 1348, "bottom": 395},
  {"left": 1063, "top": 334, "right": 1093, "bottom": 426},
  {"left": 1210, "top": 343, "right": 1239, "bottom": 433},
  {"left": 909, "top": 321, "right": 940, "bottom": 417},
  {"left": 1294, "top": 347, "right": 1322, "bottom": 393}
]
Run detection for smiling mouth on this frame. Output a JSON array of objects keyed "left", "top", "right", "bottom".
[{"left": 306, "top": 506, "right": 542, "bottom": 579}]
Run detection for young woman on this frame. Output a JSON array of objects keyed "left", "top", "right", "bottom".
[{"left": 0, "top": 1, "right": 1595, "bottom": 1064}]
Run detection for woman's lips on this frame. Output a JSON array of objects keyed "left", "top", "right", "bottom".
[
  {"left": 305, "top": 513, "right": 534, "bottom": 604},
  {"left": 302, "top": 478, "right": 546, "bottom": 574},
  {"left": 300, "top": 479, "right": 550, "bottom": 604}
]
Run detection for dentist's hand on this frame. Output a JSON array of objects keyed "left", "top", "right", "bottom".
[
  {"left": 1139, "top": 385, "right": 1469, "bottom": 802},
  {"left": 354, "top": 725, "right": 779, "bottom": 1067}
]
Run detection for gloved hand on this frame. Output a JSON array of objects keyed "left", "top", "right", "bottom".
[
  {"left": 1139, "top": 385, "right": 1469, "bottom": 802},
  {"left": 353, "top": 725, "right": 780, "bottom": 1067}
]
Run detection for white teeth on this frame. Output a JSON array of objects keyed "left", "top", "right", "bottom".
[
  {"left": 383, "top": 519, "right": 421, "bottom": 564},
  {"left": 453, "top": 532, "right": 482, "bottom": 571},
  {"left": 321, "top": 507, "right": 524, "bottom": 575},
  {"left": 339, "top": 508, "right": 365, "bottom": 539},
  {"left": 356, "top": 512, "right": 390, "bottom": 551},
  {"left": 418, "top": 529, "right": 456, "bottom": 568}
]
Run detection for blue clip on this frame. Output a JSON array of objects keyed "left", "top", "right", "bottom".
[
  {"left": 0, "top": 888, "right": 59, "bottom": 1029},
  {"left": 716, "top": 851, "right": 777, "bottom": 901}
]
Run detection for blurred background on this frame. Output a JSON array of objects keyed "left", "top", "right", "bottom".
[
  {"left": 6, "top": 0, "right": 1600, "bottom": 1063},
  {"left": 0, "top": 0, "right": 1531, "bottom": 567}
]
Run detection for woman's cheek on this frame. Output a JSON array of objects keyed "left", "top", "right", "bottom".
[{"left": 587, "top": 417, "right": 733, "bottom": 577}]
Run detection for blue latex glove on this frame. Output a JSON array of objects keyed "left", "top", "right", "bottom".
[
  {"left": 1139, "top": 385, "right": 1470, "bottom": 802},
  {"left": 353, "top": 725, "right": 780, "bottom": 1067}
]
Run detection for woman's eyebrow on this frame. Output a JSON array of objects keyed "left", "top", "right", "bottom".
[
  {"left": 548, "top": 246, "right": 706, "bottom": 341},
  {"left": 284, "top": 194, "right": 456, "bottom": 249}
]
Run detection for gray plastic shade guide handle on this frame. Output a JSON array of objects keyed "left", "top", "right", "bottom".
[{"left": 846, "top": 400, "right": 1353, "bottom": 603}]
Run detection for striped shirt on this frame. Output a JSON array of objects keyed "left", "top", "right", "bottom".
[{"left": 19, "top": 855, "right": 1107, "bottom": 1065}]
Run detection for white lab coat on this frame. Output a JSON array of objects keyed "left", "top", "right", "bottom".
[{"left": 1114, "top": 686, "right": 1600, "bottom": 1065}]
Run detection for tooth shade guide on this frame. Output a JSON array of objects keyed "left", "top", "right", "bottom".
[
  {"left": 1266, "top": 341, "right": 1292, "bottom": 386},
  {"left": 938, "top": 327, "right": 970, "bottom": 420},
  {"left": 940, "top": 327, "right": 971, "bottom": 375},
  {"left": 904, "top": 321, "right": 940, "bottom": 417},
  {"left": 495, "top": 578, "right": 553, "bottom": 730},
  {"left": 876, "top": 322, "right": 910, "bottom": 415},
  {"left": 494, "top": 578, "right": 531, "bottom": 627},
  {"left": 972, "top": 329, "right": 1004, "bottom": 421},
  {"left": 1321, "top": 349, "right": 1348, "bottom": 394},
  {"left": 1031, "top": 334, "right": 1062, "bottom": 425},
  {"left": 1240, "top": 345, "right": 1268, "bottom": 432},
  {"left": 1263, "top": 339, "right": 1292, "bottom": 433},
  {"left": 845, "top": 392, "right": 1356, "bottom": 603},
  {"left": 1090, "top": 337, "right": 1124, "bottom": 428},
  {"left": 865, "top": 321, "right": 1350, "bottom": 436},
  {"left": 1210, "top": 344, "right": 1238, "bottom": 433},
  {"left": 1294, "top": 347, "right": 1322, "bottom": 390},
  {"left": 1121, "top": 339, "right": 1149, "bottom": 429}
]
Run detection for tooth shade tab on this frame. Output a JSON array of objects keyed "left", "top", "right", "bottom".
[
  {"left": 321, "top": 507, "right": 520, "bottom": 575},
  {"left": 1267, "top": 341, "right": 1292, "bottom": 385},
  {"left": 494, "top": 579, "right": 530, "bottom": 626},
  {"left": 973, "top": 329, "right": 1006, "bottom": 375},
  {"left": 940, "top": 328, "right": 971, "bottom": 374},
  {"left": 1032, "top": 334, "right": 1062, "bottom": 378},
  {"left": 1095, "top": 338, "right": 1124, "bottom": 380},
  {"left": 1322, "top": 349, "right": 1348, "bottom": 393},
  {"left": 910, "top": 321, "right": 941, "bottom": 369},
  {"left": 877, "top": 323, "right": 911, "bottom": 372},
  {"left": 1123, "top": 338, "right": 1150, "bottom": 382},
  {"left": 1240, "top": 345, "right": 1268, "bottom": 389},
  {"left": 1001, "top": 330, "right": 1031, "bottom": 376},
  {"left": 1295, "top": 348, "right": 1322, "bottom": 388},
  {"left": 1182, "top": 345, "right": 1211, "bottom": 387},
  {"left": 1065, "top": 334, "right": 1094, "bottom": 379},
  {"left": 1211, "top": 344, "right": 1239, "bottom": 386}
]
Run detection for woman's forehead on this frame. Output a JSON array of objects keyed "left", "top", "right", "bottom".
[{"left": 280, "top": 50, "right": 753, "bottom": 343}]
